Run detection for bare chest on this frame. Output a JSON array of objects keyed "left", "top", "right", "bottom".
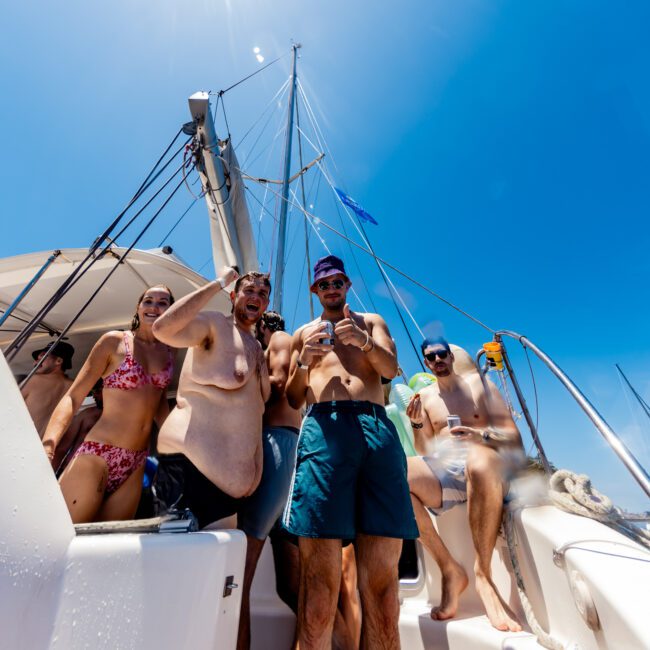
[
  {"left": 427, "top": 385, "right": 488, "bottom": 433},
  {"left": 188, "top": 327, "right": 260, "bottom": 390}
]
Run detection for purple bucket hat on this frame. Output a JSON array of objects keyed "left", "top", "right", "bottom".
[{"left": 310, "top": 255, "right": 349, "bottom": 291}]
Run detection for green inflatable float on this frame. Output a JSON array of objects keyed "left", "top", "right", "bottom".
[{"left": 386, "top": 383, "right": 417, "bottom": 457}]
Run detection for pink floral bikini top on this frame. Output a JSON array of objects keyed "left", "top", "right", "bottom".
[{"left": 103, "top": 331, "right": 174, "bottom": 391}]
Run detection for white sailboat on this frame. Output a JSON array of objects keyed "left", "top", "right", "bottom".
[{"left": 1, "top": 47, "right": 649, "bottom": 650}]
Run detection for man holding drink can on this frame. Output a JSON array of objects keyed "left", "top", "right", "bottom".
[
  {"left": 284, "top": 254, "right": 418, "bottom": 650},
  {"left": 406, "top": 336, "right": 524, "bottom": 633}
]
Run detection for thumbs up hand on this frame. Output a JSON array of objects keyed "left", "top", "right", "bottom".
[{"left": 335, "top": 303, "right": 367, "bottom": 347}]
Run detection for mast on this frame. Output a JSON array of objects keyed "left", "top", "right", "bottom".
[{"left": 273, "top": 43, "right": 300, "bottom": 312}]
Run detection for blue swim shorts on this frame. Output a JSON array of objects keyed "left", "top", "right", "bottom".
[
  {"left": 240, "top": 426, "right": 299, "bottom": 540},
  {"left": 282, "top": 400, "right": 418, "bottom": 540}
]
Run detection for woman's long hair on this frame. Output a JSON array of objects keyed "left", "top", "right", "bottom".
[{"left": 130, "top": 285, "right": 175, "bottom": 331}]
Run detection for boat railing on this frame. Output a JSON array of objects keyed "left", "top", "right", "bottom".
[{"left": 477, "top": 330, "right": 650, "bottom": 499}]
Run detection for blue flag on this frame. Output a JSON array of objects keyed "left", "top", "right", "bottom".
[{"left": 335, "top": 188, "right": 378, "bottom": 225}]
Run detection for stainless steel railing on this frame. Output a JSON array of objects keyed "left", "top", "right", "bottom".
[{"left": 490, "top": 330, "right": 650, "bottom": 499}]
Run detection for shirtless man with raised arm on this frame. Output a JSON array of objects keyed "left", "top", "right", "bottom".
[
  {"left": 152, "top": 267, "right": 270, "bottom": 520},
  {"left": 283, "top": 255, "right": 418, "bottom": 650},
  {"left": 21, "top": 342, "right": 74, "bottom": 438},
  {"left": 152, "top": 268, "right": 271, "bottom": 650},
  {"left": 406, "top": 336, "right": 524, "bottom": 632}
]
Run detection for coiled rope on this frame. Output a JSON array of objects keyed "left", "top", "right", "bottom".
[
  {"left": 503, "top": 469, "right": 650, "bottom": 650},
  {"left": 549, "top": 470, "right": 650, "bottom": 546}
]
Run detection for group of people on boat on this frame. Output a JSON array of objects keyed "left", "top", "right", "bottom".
[{"left": 21, "top": 253, "right": 525, "bottom": 649}]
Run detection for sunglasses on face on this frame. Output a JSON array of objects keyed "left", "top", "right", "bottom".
[
  {"left": 317, "top": 279, "right": 345, "bottom": 291},
  {"left": 424, "top": 349, "right": 449, "bottom": 362}
]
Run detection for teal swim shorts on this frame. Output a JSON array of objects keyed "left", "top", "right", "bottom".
[{"left": 282, "top": 400, "right": 418, "bottom": 540}]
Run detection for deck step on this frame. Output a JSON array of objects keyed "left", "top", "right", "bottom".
[{"left": 399, "top": 600, "right": 542, "bottom": 650}]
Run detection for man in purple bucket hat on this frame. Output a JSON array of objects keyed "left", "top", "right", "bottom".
[{"left": 283, "top": 254, "right": 417, "bottom": 649}]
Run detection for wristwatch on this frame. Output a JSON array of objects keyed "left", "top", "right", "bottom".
[{"left": 296, "top": 358, "right": 308, "bottom": 371}]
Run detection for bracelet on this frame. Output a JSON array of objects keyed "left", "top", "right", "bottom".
[
  {"left": 360, "top": 331, "right": 374, "bottom": 353},
  {"left": 410, "top": 421, "right": 424, "bottom": 429}
]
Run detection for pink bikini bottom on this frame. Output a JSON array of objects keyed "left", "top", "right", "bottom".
[{"left": 71, "top": 440, "right": 148, "bottom": 495}]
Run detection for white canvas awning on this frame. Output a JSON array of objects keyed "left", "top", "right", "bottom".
[{"left": 0, "top": 247, "right": 230, "bottom": 377}]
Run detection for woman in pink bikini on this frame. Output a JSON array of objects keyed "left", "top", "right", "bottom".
[{"left": 42, "top": 285, "right": 175, "bottom": 523}]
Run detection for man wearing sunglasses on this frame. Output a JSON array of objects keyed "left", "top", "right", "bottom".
[
  {"left": 284, "top": 254, "right": 418, "bottom": 650},
  {"left": 406, "top": 336, "right": 524, "bottom": 633}
]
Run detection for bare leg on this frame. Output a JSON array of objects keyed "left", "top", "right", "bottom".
[
  {"left": 466, "top": 445, "right": 521, "bottom": 632},
  {"left": 355, "top": 534, "right": 402, "bottom": 650},
  {"left": 95, "top": 464, "right": 145, "bottom": 521},
  {"left": 271, "top": 535, "right": 355, "bottom": 650},
  {"left": 237, "top": 535, "right": 267, "bottom": 650},
  {"left": 332, "top": 610, "right": 356, "bottom": 650},
  {"left": 296, "top": 538, "right": 342, "bottom": 650},
  {"left": 59, "top": 454, "right": 108, "bottom": 523},
  {"left": 271, "top": 535, "right": 300, "bottom": 613},
  {"left": 407, "top": 457, "right": 467, "bottom": 620},
  {"left": 339, "top": 544, "right": 361, "bottom": 647}
]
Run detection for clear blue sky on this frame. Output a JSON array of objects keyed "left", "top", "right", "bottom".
[{"left": 1, "top": 1, "right": 649, "bottom": 511}]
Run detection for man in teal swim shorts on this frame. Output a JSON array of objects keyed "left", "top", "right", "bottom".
[{"left": 284, "top": 254, "right": 417, "bottom": 650}]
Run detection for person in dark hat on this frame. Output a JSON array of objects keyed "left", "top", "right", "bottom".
[
  {"left": 283, "top": 254, "right": 417, "bottom": 649},
  {"left": 20, "top": 341, "right": 75, "bottom": 438}
]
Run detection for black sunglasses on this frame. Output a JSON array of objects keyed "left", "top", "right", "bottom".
[
  {"left": 424, "top": 349, "right": 449, "bottom": 361},
  {"left": 317, "top": 279, "right": 345, "bottom": 291}
]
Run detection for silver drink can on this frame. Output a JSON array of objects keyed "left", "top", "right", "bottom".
[
  {"left": 447, "top": 415, "right": 461, "bottom": 433},
  {"left": 321, "top": 320, "right": 334, "bottom": 346}
]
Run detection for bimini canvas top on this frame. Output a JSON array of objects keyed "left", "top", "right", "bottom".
[{"left": 0, "top": 247, "right": 229, "bottom": 377}]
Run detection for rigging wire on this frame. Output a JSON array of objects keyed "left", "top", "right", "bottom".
[
  {"left": 616, "top": 364, "right": 650, "bottom": 420},
  {"left": 616, "top": 367, "right": 650, "bottom": 459},
  {"left": 243, "top": 121, "right": 287, "bottom": 171},
  {"left": 356, "top": 217, "right": 425, "bottom": 371},
  {"left": 20, "top": 173, "right": 188, "bottom": 387},
  {"left": 289, "top": 111, "right": 427, "bottom": 354},
  {"left": 181, "top": 148, "right": 204, "bottom": 200},
  {"left": 220, "top": 92, "right": 232, "bottom": 139},
  {"left": 330, "top": 185, "right": 378, "bottom": 313},
  {"left": 296, "top": 79, "right": 341, "bottom": 176},
  {"left": 5, "top": 130, "right": 190, "bottom": 360},
  {"left": 295, "top": 96, "right": 315, "bottom": 318},
  {"left": 290, "top": 251, "right": 309, "bottom": 331},
  {"left": 291, "top": 187, "right": 369, "bottom": 312},
  {"left": 244, "top": 86, "right": 479, "bottom": 347},
  {"left": 236, "top": 78, "right": 291, "bottom": 152},
  {"left": 245, "top": 177, "right": 495, "bottom": 333},
  {"left": 213, "top": 52, "right": 288, "bottom": 97},
  {"left": 105, "top": 158, "right": 191, "bottom": 248},
  {"left": 524, "top": 345, "right": 540, "bottom": 435},
  {"left": 158, "top": 198, "right": 199, "bottom": 247},
  {"left": 0, "top": 309, "right": 56, "bottom": 333}
]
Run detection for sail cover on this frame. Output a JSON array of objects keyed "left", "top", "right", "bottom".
[{"left": 205, "top": 141, "right": 258, "bottom": 276}]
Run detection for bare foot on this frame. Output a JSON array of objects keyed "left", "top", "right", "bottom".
[
  {"left": 475, "top": 573, "right": 522, "bottom": 632},
  {"left": 431, "top": 562, "right": 469, "bottom": 620}
]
